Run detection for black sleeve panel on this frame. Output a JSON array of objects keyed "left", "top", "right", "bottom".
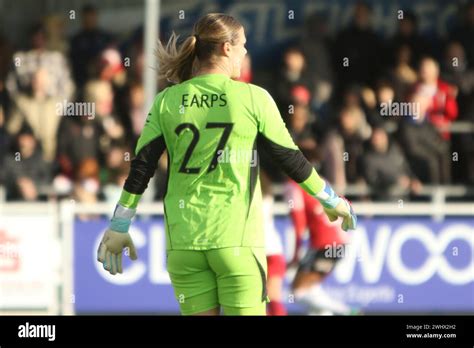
[
  {"left": 124, "top": 135, "right": 166, "bottom": 194},
  {"left": 256, "top": 132, "right": 313, "bottom": 183}
]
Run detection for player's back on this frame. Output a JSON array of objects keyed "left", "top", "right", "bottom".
[{"left": 155, "top": 74, "right": 263, "bottom": 250}]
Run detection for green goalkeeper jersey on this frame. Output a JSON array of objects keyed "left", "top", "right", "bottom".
[{"left": 119, "top": 73, "right": 325, "bottom": 251}]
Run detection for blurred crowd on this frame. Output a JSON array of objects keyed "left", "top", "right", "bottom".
[
  {"left": 256, "top": 1, "right": 474, "bottom": 201},
  {"left": 0, "top": 5, "right": 147, "bottom": 203},
  {"left": 0, "top": 2, "right": 473, "bottom": 203}
]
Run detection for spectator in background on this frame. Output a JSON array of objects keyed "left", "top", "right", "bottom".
[
  {"left": 300, "top": 12, "right": 334, "bottom": 118},
  {"left": 363, "top": 128, "right": 421, "bottom": 200},
  {"left": 116, "top": 28, "right": 146, "bottom": 141},
  {"left": 121, "top": 27, "right": 145, "bottom": 84},
  {"left": 375, "top": 81, "right": 396, "bottom": 116},
  {"left": 317, "top": 87, "right": 366, "bottom": 189},
  {"left": 44, "top": 15, "right": 69, "bottom": 54},
  {"left": 358, "top": 85, "right": 379, "bottom": 128},
  {"left": 399, "top": 57, "right": 455, "bottom": 184},
  {"left": 70, "top": 4, "right": 113, "bottom": 88},
  {"left": 95, "top": 48, "right": 129, "bottom": 128},
  {"left": 96, "top": 47, "right": 126, "bottom": 88},
  {"left": 6, "top": 23, "right": 75, "bottom": 101},
  {"left": 56, "top": 82, "right": 106, "bottom": 180},
  {"left": 84, "top": 79, "right": 125, "bottom": 148},
  {"left": 287, "top": 103, "right": 318, "bottom": 163},
  {"left": 273, "top": 46, "right": 311, "bottom": 115},
  {"left": 411, "top": 57, "right": 458, "bottom": 140},
  {"left": 441, "top": 41, "right": 474, "bottom": 184},
  {"left": 450, "top": 1, "right": 474, "bottom": 69},
  {"left": 389, "top": 44, "right": 418, "bottom": 101},
  {"left": 333, "top": 1, "right": 382, "bottom": 92},
  {"left": 387, "top": 10, "right": 429, "bottom": 69},
  {"left": 4, "top": 128, "right": 50, "bottom": 201},
  {"left": 362, "top": 80, "right": 399, "bottom": 129},
  {"left": 121, "top": 81, "right": 145, "bottom": 145},
  {"left": 56, "top": 80, "right": 125, "bottom": 189},
  {"left": 337, "top": 104, "right": 371, "bottom": 183},
  {"left": 6, "top": 68, "right": 61, "bottom": 163},
  {"left": 338, "top": 85, "right": 372, "bottom": 123},
  {"left": 56, "top": 112, "right": 103, "bottom": 179},
  {"left": 283, "top": 85, "right": 314, "bottom": 155},
  {"left": 300, "top": 12, "right": 333, "bottom": 87},
  {"left": 285, "top": 96, "right": 314, "bottom": 156},
  {"left": 441, "top": 41, "right": 474, "bottom": 117}
]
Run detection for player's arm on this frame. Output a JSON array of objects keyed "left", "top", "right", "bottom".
[
  {"left": 252, "top": 85, "right": 356, "bottom": 231},
  {"left": 97, "top": 91, "right": 167, "bottom": 275}
]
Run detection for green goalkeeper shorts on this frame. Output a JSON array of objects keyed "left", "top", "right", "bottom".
[{"left": 166, "top": 247, "right": 270, "bottom": 315}]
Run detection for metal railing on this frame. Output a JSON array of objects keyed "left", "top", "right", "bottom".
[{"left": 1, "top": 183, "right": 474, "bottom": 206}]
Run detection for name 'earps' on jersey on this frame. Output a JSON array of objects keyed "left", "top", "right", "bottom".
[{"left": 181, "top": 93, "right": 227, "bottom": 108}]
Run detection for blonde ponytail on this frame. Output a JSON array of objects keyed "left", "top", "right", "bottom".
[
  {"left": 156, "top": 13, "right": 242, "bottom": 84},
  {"left": 156, "top": 32, "right": 198, "bottom": 84}
]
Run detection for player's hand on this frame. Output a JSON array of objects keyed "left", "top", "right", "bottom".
[
  {"left": 97, "top": 229, "right": 138, "bottom": 275},
  {"left": 322, "top": 196, "right": 357, "bottom": 231},
  {"left": 97, "top": 204, "right": 138, "bottom": 274},
  {"left": 314, "top": 181, "right": 357, "bottom": 231}
]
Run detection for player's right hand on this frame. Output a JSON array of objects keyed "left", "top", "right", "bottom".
[
  {"left": 322, "top": 196, "right": 357, "bottom": 231},
  {"left": 97, "top": 229, "right": 138, "bottom": 275}
]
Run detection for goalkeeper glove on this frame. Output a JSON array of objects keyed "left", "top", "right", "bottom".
[
  {"left": 315, "top": 181, "right": 357, "bottom": 231},
  {"left": 97, "top": 204, "right": 138, "bottom": 275}
]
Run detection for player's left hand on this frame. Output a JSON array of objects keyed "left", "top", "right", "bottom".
[
  {"left": 322, "top": 196, "right": 357, "bottom": 231},
  {"left": 97, "top": 229, "right": 138, "bottom": 275}
]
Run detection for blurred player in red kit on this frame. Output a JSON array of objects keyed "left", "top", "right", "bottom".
[
  {"left": 282, "top": 90, "right": 353, "bottom": 315},
  {"left": 286, "top": 180, "right": 353, "bottom": 315}
]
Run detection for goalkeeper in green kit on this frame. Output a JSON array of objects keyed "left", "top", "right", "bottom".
[{"left": 97, "top": 13, "right": 356, "bottom": 316}]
